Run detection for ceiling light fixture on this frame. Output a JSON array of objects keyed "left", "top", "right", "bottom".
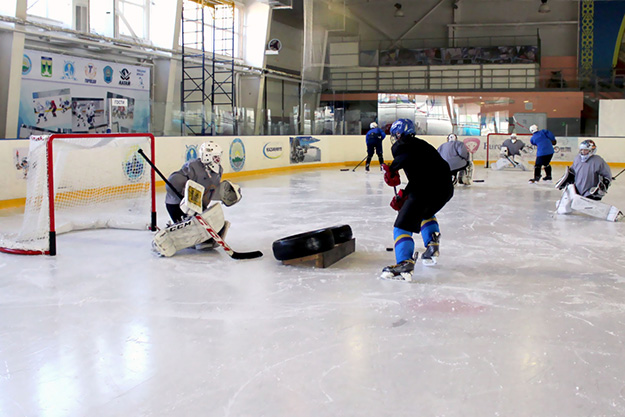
[
  {"left": 538, "top": 0, "right": 550, "bottom": 13},
  {"left": 394, "top": 3, "right": 404, "bottom": 17}
]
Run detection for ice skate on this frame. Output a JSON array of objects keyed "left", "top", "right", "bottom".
[
  {"left": 542, "top": 176, "right": 553, "bottom": 182},
  {"left": 528, "top": 177, "right": 539, "bottom": 184},
  {"left": 421, "top": 233, "right": 440, "bottom": 266},
  {"left": 365, "top": 163, "right": 370, "bottom": 172},
  {"left": 380, "top": 259, "right": 415, "bottom": 281}
]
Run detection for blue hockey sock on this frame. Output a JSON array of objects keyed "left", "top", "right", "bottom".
[
  {"left": 393, "top": 227, "right": 414, "bottom": 263},
  {"left": 420, "top": 217, "right": 440, "bottom": 247}
]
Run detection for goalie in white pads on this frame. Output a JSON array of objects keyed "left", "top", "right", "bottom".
[
  {"left": 492, "top": 134, "right": 527, "bottom": 171},
  {"left": 437, "top": 133, "right": 473, "bottom": 185},
  {"left": 555, "top": 140, "right": 623, "bottom": 222},
  {"left": 152, "top": 141, "right": 243, "bottom": 256}
]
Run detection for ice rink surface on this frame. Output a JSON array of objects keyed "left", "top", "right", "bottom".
[{"left": 2, "top": 164, "right": 625, "bottom": 417}]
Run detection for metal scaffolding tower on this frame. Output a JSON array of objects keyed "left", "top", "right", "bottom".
[{"left": 181, "top": 0, "right": 236, "bottom": 135}]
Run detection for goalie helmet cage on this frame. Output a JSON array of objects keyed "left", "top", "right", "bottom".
[
  {"left": 485, "top": 133, "right": 532, "bottom": 168},
  {"left": 0, "top": 133, "right": 157, "bottom": 256}
]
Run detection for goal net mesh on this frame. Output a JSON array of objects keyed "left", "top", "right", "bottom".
[
  {"left": 0, "top": 134, "right": 156, "bottom": 255},
  {"left": 485, "top": 133, "right": 533, "bottom": 167}
]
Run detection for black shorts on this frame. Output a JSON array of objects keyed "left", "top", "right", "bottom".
[{"left": 534, "top": 154, "right": 553, "bottom": 166}]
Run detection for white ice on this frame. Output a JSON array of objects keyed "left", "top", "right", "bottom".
[{"left": 2, "top": 165, "right": 625, "bottom": 417}]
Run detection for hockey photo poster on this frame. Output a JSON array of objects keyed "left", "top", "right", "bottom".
[{"left": 18, "top": 49, "right": 150, "bottom": 137}]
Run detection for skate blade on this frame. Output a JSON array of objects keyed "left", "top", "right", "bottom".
[
  {"left": 379, "top": 271, "right": 413, "bottom": 282},
  {"left": 421, "top": 257, "right": 438, "bottom": 266}
]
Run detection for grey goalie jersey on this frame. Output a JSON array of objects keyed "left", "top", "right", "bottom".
[
  {"left": 165, "top": 159, "right": 224, "bottom": 209},
  {"left": 501, "top": 139, "right": 525, "bottom": 156},
  {"left": 437, "top": 141, "right": 470, "bottom": 171},
  {"left": 571, "top": 154, "right": 612, "bottom": 197}
]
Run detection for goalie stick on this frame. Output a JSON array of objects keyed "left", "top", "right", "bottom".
[
  {"left": 137, "top": 149, "right": 263, "bottom": 260},
  {"left": 612, "top": 168, "right": 625, "bottom": 180},
  {"left": 504, "top": 154, "right": 519, "bottom": 168}
]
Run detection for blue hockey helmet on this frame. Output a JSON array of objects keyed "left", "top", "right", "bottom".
[{"left": 390, "top": 118, "right": 416, "bottom": 141}]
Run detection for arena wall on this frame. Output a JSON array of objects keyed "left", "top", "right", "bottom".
[{"left": 1, "top": 135, "right": 624, "bottom": 208}]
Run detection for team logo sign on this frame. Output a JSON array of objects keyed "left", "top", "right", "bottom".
[
  {"left": 229, "top": 138, "right": 246, "bottom": 172},
  {"left": 119, "top": 68, "right": 131, "bottom": 85},
  {"left": 62, "top": 61, "right": 76, "bottom": 80},
  {"left": 463, "top": 137, "right": 481, "bottom": 154},
  {"left": 103, "top": 66, "right": 114, "bottom": 84},
  {"left": 22, "top": 55, "right": 32, "bottom": 75},
  {"left": 84, "top": 63, "right": 97, "bottom": 84},
  {"left": 123, "top": 147, "right": 145, "bottom": 182},
  {"left": 262, "top": 142, "right": 283, "bottom": 159},
  {"left": 41, "top": 56, "right": 53, "bottom": 77},
  {"left": 185, "top": 144, "right": 199, "bottom": 162}
]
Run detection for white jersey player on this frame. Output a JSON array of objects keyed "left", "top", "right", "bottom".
[
  {"left": 555, "top": 140, "right": 622, "bottom": 221},
  {"left": 152, "top": 141, "right": 243, "bottom": 256},
  {"left": 437, "top": 133, "right": 472, "bottom": 185},
  {"left": 492, "top": 133, "right": 527, "bottom": 171}
]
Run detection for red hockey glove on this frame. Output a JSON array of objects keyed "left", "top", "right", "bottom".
[
  {"left": 381, "top": 163, "right": 400, "bottom": 187},
  {"left": 390, "top": 189, "right": 408, "bottom": 211}
]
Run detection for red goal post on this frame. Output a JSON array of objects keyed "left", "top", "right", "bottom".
[
  {"left": 485, "top": 133, "right": 532, "bottom": 168},
  {"left": 0, "top": 133, "right": 157, "bottom": 256}
]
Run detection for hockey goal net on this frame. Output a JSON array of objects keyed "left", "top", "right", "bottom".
[
  {"left": 0, "top": 133, "right": 157, "bottom": 255},
  {"left": 485, "top": 133, "right": 533, "bottom": 168}
]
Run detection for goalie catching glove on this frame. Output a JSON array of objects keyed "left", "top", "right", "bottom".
[
  {"left": 219, "top": 180, "right": 242, "bottom": 207},
  {"left": 390, "top": 189, "right": 408, "bottom": 211},
  {"left": 381, "top": 163, "right": 400, "bottom": 187},
  {"left": 555, "top": 167, "right": 575, "bottom": 190}
]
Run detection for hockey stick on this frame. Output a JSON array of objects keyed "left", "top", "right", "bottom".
[
  {"left": 352, "top": 155, "right": 367, "bottom": 172},
  {"left": 612, "top": 168, "right": 625, "bottom": 180},
  {"left": 137, "top": 149, "right": 263, "bottom": 260},
  {"left": 504, "top": 154, "right": 519, "bottom": 168}
]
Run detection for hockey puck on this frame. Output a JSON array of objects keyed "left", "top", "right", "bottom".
[
  {"left": 386, "top": 247, "right": 393, "bottom": 251},
  {"left": 340, "top": 169, "right": 349, "bottom": 171},
  {"left": 473, "top": 179, "right": 485, "bottom": 182}
]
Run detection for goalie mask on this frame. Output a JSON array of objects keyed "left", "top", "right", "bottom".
[
  {"left": 510, "top": 133, "right": 517, "bottom": 143},
  {"left": 579, "top": 140, "right": 597, "bottom": 162},
  {"left": 370, "top": 122, "right": 378, "bottom": 129},
  {"left": 447, "top": 133, "right": 457, "bottom": 141},
  {"left": 390, "top": 118, "right": 416, "bottom": 143},
  {"left": 199, "top": 141, "right": 222, "bottom": 173}
]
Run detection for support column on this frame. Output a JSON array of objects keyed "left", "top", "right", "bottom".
[{"left": 0, "top": 0, "right": 26, "bottom": 138}]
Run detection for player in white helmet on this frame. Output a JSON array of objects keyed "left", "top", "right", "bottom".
[
  {"left": 364, "top": 121, "right": 386, "bottom": 172},
  {"left": 529, "top": 124, "right": 556, "bottom": 183},
  {"left": 437, "top": 133, "right": 472, "bottom": 185},
  {"left": 492, "top": 133, "right": 528, "bottom": 171},
  {"left": 555, "top": 140, "right": 622, "bottom": 221},
  {"left": 153, "top": 141, "right": 243, "bottom": 256}
]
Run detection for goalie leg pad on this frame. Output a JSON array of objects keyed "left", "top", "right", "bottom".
[
  {"left": 571, "top": 195, "right": 621, "bottom": 221},
  {"left": 152, "top": 204, "right": 226, "bottom": 257},
  {"left": 460, "top": 162, "right": 473, "bottom": 185},
  {"left": 196, "top": 220, "right": 230, "bottom": 250},
  {"left": 492, "top": 158, "right": 510, "bottom": 170},
  {"left": 556, "top": 184, "right": 575, "bottom": 214}
]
